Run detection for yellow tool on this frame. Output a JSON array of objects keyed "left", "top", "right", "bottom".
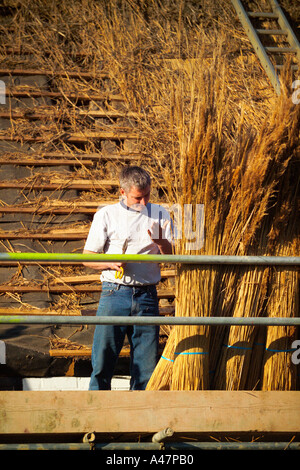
[{"left": 115, "top": 238, "right": 129, "bottom": 279}]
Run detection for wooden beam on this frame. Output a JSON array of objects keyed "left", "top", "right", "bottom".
[
  {"left": 52, "top": 269, "right": 175, "bottom": 284},
  {"left": 0, "top": 68, "right": 110, "bottom": 79},
  {"left": 0, "top": 231, "right": 88, "bottom": 240},
  {"left": 0, "top": 130, "right": 139, "bottom": 143},
  {"left": 79, "top": 110, "right": 140, "bottom": 119},
  {"left": 0, "top": 199, "right": 167, "bottom": 215},
  {"left": 0, "top": 305, "right": 174, "bottom": 316},
  {"left": 0, "top": 308, "right": 79, "bottom": 315},
  {"left": 0, "top": 284, "right": 101, "bottom": 292},
  {"left": 0, "top": 206, "right": 97, "bottom": 215},
  {"left": 48, "top": 342, "right": 170, "bottom": 358},
  {"left": 0, "top": 284, "right": 174, "bottom": 297},
  {"left": 49, "top": 348, "right": 92, "bottom": 357},
  {"left": 0, "top": 109, "right": 140, "bottom": 120},
  {"left": 0, "top": 179, "right": 164, "bottom": 192},
  {"left": 0, "top": 158, "right": 95, "bottom": 167},
  {"left": 1, "top": 48, "right": 99, "bottom": 59},
  {"left": 0, "top": 151, "right": 147, "bottom": 162},
  {"left": 0, "top": 201, "right": 111, "bottom": 215},
  {"left": 5, "top": 88, "right": 124, "bottom": 101},
  {"left": 0, "top": 178, "right": 117, "bottom": 189},
  {"left": 0, "top": 391, "right": 299, "bottom": 434}
]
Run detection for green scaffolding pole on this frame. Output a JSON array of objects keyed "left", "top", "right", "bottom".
[
  {"left": 0, "top": 252, "right": 299, "bottom": 265},
  {"left": 0, "top": 315, "right": 299, "bottom": 326}
]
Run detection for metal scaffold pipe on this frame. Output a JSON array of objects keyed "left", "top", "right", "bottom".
[
  {"left": 0, "top": 441, "right": 299, "bottom": 450},
  {"left": 0, "top": 315, "right": 299, "bottom": 326},
  {"left": 0, "top": 252, "right": 299, "bottom": 265}
]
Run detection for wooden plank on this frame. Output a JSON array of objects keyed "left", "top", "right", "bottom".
[
  {"left": 0, "top": 284, "right": 174, "bottom": 297},
  {"left": 0, "top": 205, "right": 112, "bottom": 215},
  {"left": 79, "top": 110, "right": 140, "bottom": 118},
  {"left": 0, "top": 199, "right": 167, "bottom": 214},
  {"left": 0, "top": 231, "right": 88, "bottom": 240},
  {"left": 53, "top": 269, "right": 175, "bottom": 284},
  {"left": 49, "top": 348, "right": 92, "bottom": 357},
  {"left": 0, "top": 151, "right": 146, "bottom": 162},
  {"left": 49, "top": 342, "right": 170, "bottom": 358},
  {"left": 0, "top": 305, "right": 174, "bottom": 316},
  {"left": 5, "top": 88, "right": 124, "bottom": 101},
  {"left": 0, "top": 205, "right": 97, "bottom": 214},
  {"left": 0, "top": 109, "right": 140, "bottom": 120},
  {"left": 0, "top": 48, "right": 98, "bottom": 59},
  {"left": 0, "top": 285, "right": 102, "bottom": 292},
  {"left": 41, "top": 152, "right": 145, "bottom": 160},
  {"left": 0, "top": 308, "right": 79, "bottom": 315},
  {"left": 0, "top": 391, "right": 299, "bottom": 434},
  {"left": 0, "top": 201, "right": 112, "bottom": 215},
  {"left": 0, "top": 178, "right": 117, "bottom": 189},
  {"left": 0, "top": 158, "right": 95, "bottom": 167},
  {"left": 0, "top": 130, "right": 139, "bottom": 143},
  {"left": 0, "top": 68, "right": 109, "bottom": 79},
  {"left": 0, "top": 179, "right": 164, "bottom": 191}
]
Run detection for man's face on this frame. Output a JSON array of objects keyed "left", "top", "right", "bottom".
[{"left": 120, "top": 185, "right": 151, "bottom": 210}]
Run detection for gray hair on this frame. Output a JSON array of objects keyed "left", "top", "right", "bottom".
[{"left": 119, "top": 165, "right": 151, "bottom": 193}]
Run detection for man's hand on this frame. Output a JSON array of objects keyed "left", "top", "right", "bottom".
[
  {"left": 106, "top": 262, "right": 124, "bottom": 272},
  {"left": 82, "top": 250, "right": 124, "bottom": 272}
]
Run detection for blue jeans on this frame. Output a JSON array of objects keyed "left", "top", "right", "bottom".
[{"left": 89, "top": 282, "right": 159, "bottom": 390}]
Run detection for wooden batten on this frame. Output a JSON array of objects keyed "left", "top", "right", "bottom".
[{"left": 0, "top": 391, "right": 299, "bottom": 435}]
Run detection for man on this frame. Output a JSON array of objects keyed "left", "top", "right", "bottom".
[{"left": 83, "top": 165, "right": 173, "bottom": 390}]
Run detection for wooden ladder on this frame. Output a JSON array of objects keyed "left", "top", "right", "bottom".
[{"left": 231, "top": 0, "right": 300, "bottom": 95}]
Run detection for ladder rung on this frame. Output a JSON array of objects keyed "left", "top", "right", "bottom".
[
  {"left": 248, "top": 12, "right": 278, "bottom": 18},
  {"left": 275, "top": 64, "right": 299, "bottom": 70},
  {"left": 256, "top": 29, "right": 287, "bottom": 35},
  {"left": 265, "top": 46, "right": 297, "bottom": 53}
]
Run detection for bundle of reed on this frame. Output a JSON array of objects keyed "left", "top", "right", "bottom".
[
  {"left": 261, "top": 172, "right": 298, "bottom": 390},
  {"left": 262, "top": 262, "right": 298, "bottom": 390},
  {"left": 146, "top": 327, "right": 176, "bottom": 391},
  {"left": 245, "top": 326, "right": 266, "bottom": 390},
  {"left": 260, "top": 76, "right": 299, "bottom": 390},
  {"left": 212, "top": 266, "right": 269, "bottom": 390},
  {"left": 147, "top": 50, "right": 233, "bottom": 389},
  {"left": 254, "top": 251, "right": 298, "bottom": 392},
  {"left": 202, "top": 126, "right": 274, "bottom": 391},
  {"left": 147, "top": 261, "right": 238, "bottom": 391},
  {"left": 170, "top": 266, "right": 217, "bottom": 390},
  {"left": 166, "top": 52, "right": 237, "bottom": 391}
]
